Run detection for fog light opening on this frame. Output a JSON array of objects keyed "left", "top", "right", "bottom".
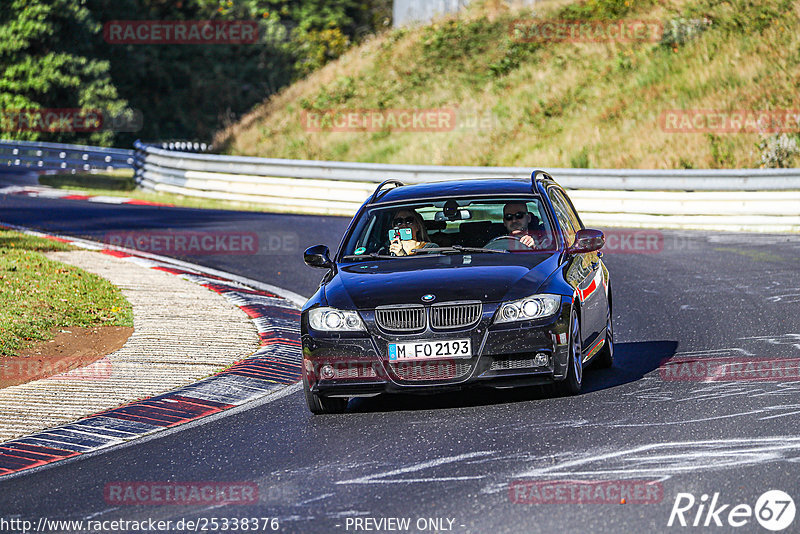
[
  {"left": 534, "top": 352, "right": 549, "bottom": 367},
  {"left": 321, "top": 365, "right": 336, "bottom": 379}
]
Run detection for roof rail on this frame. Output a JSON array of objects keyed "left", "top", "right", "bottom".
[
  {"left": 530, "top": 169, "right": 552, "bottom": 189},
  {"left": 370, "top": 179, "right": 405, "bottom": 203}
]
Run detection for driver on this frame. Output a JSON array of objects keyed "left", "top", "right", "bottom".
[
  {"left": 502, "top": 202, "right": 538, "bottom": 249},
  {"left": 389, "top": 209, "right": 438, "bottom": 256}
]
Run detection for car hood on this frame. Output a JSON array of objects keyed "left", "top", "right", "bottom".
[{"left": 325, "top": 253, "right": 560, "bottom": 309}]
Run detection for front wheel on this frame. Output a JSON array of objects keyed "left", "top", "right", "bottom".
[
  {"left": 557, "top": 309, "right": 583, "bottom": 396},
  {"left": 303, "top": 369, "right": 348, "bottom": 414}
]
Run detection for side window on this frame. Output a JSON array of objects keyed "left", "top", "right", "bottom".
[
  {"left": 549, "top": 190, "right": 578, "bottom": 247},
  {"left": 558, "top": 190, "right": 583, "bottom": 231}
]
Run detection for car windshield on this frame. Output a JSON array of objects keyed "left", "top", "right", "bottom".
[{"left": 342, "top": 197, "right": 557, "bottom": 258}]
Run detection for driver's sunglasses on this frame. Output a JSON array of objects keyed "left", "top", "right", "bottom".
[
  {"left": 392, "top": 216, "right": 416, "bottom": 227},
  {"left": 504, "top": 211, "right": 528, "bottom": 221}
]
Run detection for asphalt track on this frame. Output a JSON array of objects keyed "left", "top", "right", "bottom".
[{"left": 2, "top": 188, "right": 800, "bottom": 533}]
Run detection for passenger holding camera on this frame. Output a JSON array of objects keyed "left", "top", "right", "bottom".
[{"left": 389, "top": 209, "right": 438, "bottom": 256}]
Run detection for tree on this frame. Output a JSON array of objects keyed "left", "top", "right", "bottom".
[
  {"left": 0, "top": 0, "right": 391, "bottom": 146},
  {"left": 0, "top": 0, "right": 127, "bottom": 145}
]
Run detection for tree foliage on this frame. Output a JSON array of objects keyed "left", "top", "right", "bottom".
[
  {"left": 0, "top": 0, "right": 391, "bottom": 146},
  {"left": 0, "top": 0, "right": 125, "bottom": 144}
]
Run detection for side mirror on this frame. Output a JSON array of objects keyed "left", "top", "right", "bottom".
[
  {"left": 567, "top": 229, "right": 605, "bottom": 254},
  {"left": 304, "top": 245, "right": 333, "bottom": 269}
]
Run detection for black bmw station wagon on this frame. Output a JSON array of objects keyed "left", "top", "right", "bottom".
[{"left": 301, "top": 171, "right": 612, "bottom": 414}]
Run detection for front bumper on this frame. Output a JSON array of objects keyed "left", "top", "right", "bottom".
[{"left": 302, "top": 299, "right": 573, "bottom": 397}]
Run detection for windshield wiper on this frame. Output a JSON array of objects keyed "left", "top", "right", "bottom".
[
  {"left": 344, "top": 246, "right": 507, "bottom": 260},
  {"left": 414, "top": 246, "right": 507, "bottom": 255},
  {"left": 341, "top": 253, "right": 395, "bottom": 261}
]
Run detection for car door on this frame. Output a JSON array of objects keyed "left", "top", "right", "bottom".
[{"left": 549, "top": 188, "right": 605, "bottom": 355}]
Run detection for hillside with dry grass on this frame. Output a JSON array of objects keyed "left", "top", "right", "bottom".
[{"left": 214, "top": 0, "right": 800, "bottom": 169}]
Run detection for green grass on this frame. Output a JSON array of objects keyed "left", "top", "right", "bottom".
[
  {"left": 713, "top": 247, "right": 785, "bottom": 263},
  {"left": 215, "top": 0, "right": 800, "bottom": 170},
  {"left": 0, "top": 229, "right": 134, "bottom": 357},
  {"left": 39, "top": 169, "right": 136, "bottom": 191},
  {"left": 39, "top": 170, "right": 289, "bottom": 213},
  {"left": 558, "top": 0, "right": 659, "bottom": 20}
]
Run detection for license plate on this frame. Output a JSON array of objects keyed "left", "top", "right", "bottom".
[{"left": 388, "top": 339, "right": 472, "bottom": 361}]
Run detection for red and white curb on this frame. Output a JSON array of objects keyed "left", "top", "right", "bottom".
[
  {"left": 0, "top": 185, "right": 169, "bottom": 206},
  {"left": 0, "top": 222, "right": 306, "bottom": 478}
]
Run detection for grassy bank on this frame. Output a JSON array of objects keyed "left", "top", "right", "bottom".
[
  {"left": 0, "top": 229, "right": 133, "bottom": 356},
  {"left": 215, "top": 0, "right": 799, "bottom": 169}
]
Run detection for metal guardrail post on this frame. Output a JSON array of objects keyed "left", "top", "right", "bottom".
[{"left": 0, "top": 139, "right": 135, "bottom": 172}]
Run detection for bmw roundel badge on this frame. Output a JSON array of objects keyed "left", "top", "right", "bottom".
[{"left": 422, "top": 294, "right": 436, "bottom": 303}]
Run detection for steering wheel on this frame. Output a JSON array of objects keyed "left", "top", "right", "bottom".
[{"left": 485, "top": 235, "right": 527, "bottom": 251}]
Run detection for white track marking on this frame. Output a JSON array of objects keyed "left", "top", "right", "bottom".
[{"left": 336, "top": 451, "right": 495, "bottom": 485}]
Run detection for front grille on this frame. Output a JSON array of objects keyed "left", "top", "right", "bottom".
[
  {"left": 375, "top": 306, "right": 425, "bottom": 332},
  {"left": 430, "top": 302, "right": 482, "bottom": 329},
  {"left": 391, "top": 361, "right": 472, "bottom": 381}
]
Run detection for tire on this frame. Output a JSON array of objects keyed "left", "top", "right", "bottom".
[
  {"left": 595, "top": 310, "right": 614, "bottom": 369},
  {"left": 303, "top": 369, "right": 348, "bottom": 414},
  {"left": 557, "top": 309, "right": 583, "bottom": 396}
]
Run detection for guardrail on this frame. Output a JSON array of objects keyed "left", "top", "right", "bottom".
[
  {"left": 0, "top": 139, "right": 134, "bottom": 173},
  {"left": 0, "top": 138, "right": 795, "bottom": 231},
  {"left": 134, "top": 141, "right": 800, "bottom": 231}
]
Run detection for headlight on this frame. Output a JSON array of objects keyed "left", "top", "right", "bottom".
[
  {"left": 495, "top": 294, "right": 560, "bottom": 324},
  {"left": 308, "top": 307, "right": 365, "bottom": 332}
]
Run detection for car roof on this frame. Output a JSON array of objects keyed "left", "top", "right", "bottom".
[{"left": 369, "top": 177, "right": 557, "bottom": 206}]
